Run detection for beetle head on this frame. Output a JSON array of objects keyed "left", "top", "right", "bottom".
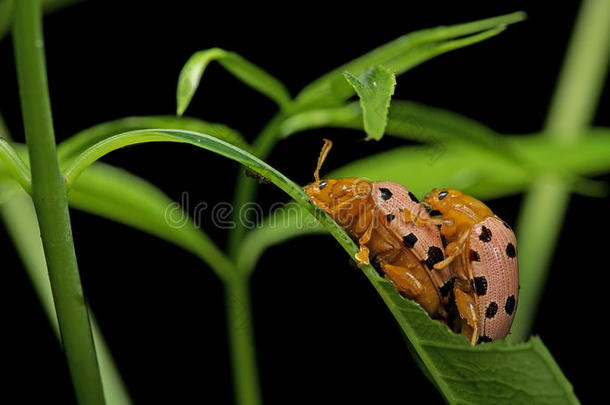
[{"left": 303, "top": 139, "right": 372, "bottom": 214}]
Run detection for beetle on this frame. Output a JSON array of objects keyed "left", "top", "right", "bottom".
[
  {"left": 303, "top": 139, "right": 451, "bottom": 319},
  {"left": 418, "top": 188, "right": 519, "bottom": 344}
]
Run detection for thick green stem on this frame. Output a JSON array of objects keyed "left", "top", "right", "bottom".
[
  {"left": 225, "top": 274, "right": 262, "bottom": 405},
  {"left": 12, "top": 1, "right": 105, "bottom": 403},
  {"left": 512, "top": 0, "right": 610, "bottom": 341}
]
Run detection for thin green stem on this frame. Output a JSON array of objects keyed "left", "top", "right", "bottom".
[
  {"left": 225, "top": 112, "right": 293, "bottom": 404},
  {"left": 227, "top": 112, "right": 287, "bottom": 256},
  {"left": 225, "top": 274, "right": 262, "bottom": 405},
  {"left": 12, "top": 1, "right": 105, "bottom": 403},
  {"left": 512, "top": 0, "right": 610, "bottom": 341}
]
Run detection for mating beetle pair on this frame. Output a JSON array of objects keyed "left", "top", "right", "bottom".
[{"left": 304, "top": 140, "right": 519, "bottom": 344}]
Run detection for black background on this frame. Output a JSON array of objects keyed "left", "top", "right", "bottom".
[{"left": 0, "top": 1, "right": 606, "bottom": 403}]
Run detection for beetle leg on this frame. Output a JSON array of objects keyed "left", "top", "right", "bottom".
[
  {"left": 354, "top": 216, "right": 374, "bottom": 266},
  {"left": 432, "top": 241, "right": 461, "bottom": 270},
  {"left": 454, "top": 285, "right": 479, "bottom": 345},
  {"left": 382, "top": 264, "right": 424, "bottom": 298},
  {"left": 433, "top": 229, "right": 470, "bottom": 270}
]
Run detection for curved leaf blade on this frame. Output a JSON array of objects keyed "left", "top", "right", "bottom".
[
  {"left": 344, "top": 66, "right": 395, "bottom": 140},
  {"left": 176, "top": 48, "right": 292, "bottom": 115},
  {"left": 63, "top": 127, "right": 577, "bottom": 403},
  {"left": 294, "top": 12, "right": 525, "bottom": 108},
  {"left": 57, "top": 115, "right": 250, "bottom": 165}
]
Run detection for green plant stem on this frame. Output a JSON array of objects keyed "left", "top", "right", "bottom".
[
  {"left": 225, "top": 273, "right": 262, "bottom": 405},
  {"left": 513, "top": 0, "right": 610, "bottom": 341},
  {"left": 227, "top": 112, "right": 286, "bottom": 255},
  {"left": 0, "top": 0, "right": 86, "bottom": 43},
  {"left": 12, "top": 1, "right": 105, "bottom": 404}
]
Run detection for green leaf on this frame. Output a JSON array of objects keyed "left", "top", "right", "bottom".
[
  {"left": 57, "top": 115, "right": 250, "bottom": 165},
  {"left": 330, "top": 132, "right": 610, "bottom": 199},
  {"left": 294, "top": 12, "right": 525, "bottom": 109},
  {"left": 68, "top": 162, "right": 235, "bottom": 281},
  {"left": 343, "top": 66, "right": 395, "bottom": 140},
  {"left": 373, "top": 279, "right": 577, "bottom": 404},
  {"left": 62, "top": 127, "right": 576, "bottom": 403},
  {"left": 280, "top": 99, "right": 504, "bottom": 147},
  {"left": 176, "top": 48, "right": 292, "bottom": 115},
  {"left": 0, "top": 137, "right": 31, "bottom": 192}
]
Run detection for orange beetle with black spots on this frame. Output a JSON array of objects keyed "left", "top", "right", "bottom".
[{"left": 303, "top": 140, "right": 451, "bottom": 319}]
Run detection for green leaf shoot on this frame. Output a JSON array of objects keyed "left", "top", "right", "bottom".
[{"left": 344, "top": 66, "right": 396, "bottom": 140}]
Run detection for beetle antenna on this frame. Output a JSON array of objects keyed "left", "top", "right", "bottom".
[{"left": 314, "top": 138, "right": 333, "bottom": 182}]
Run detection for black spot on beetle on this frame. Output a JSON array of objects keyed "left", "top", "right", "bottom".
[
  {"left": 440, "top": 233, "right": 447, "bottom": 249},
  {"left": 428, "top": 209, "right": 442, "bottom": 217},
  {"left": 379, "top": 187, "right": 393, "bottom": 200},
  {"left": 438, "top": 190, "right": 449, "bottom": 200},
  {"left": 479, "top": 226, "right": 492, "bottom": 242},
  {"left": 402, "top": 233, "right": 418, "bottom": 248},
  {"left": 472, "top": 276, "right": 488, "bottom": 296},
  {"left": 408, "top": 191, "right": 419, "bottom": 203},
  {"left": 477, "top": 335, "right": 493, "bottom": 344},
  {"left": 423, "top": 246, "right": 444, "bottom": 270},
  {"left": 469, "top": 249, "right": 480, "bottom": 262},
  {"left": 439, "top": 279, "right": 455, "bottom": 297},
  {"left": 506, "top": 243, "right": 516, "bottom": 258},
  {"left": 486, "top": 302, "right": 498, "bottom": 318},
  {"left": 386, "top": 213, "right": 395, "bottom": 222},
  {"left": 505, "top": 295, "right": 516, "bottom": 315},
  {"left": 318, "top": 180, "right": 328, "bottom": 190}
]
